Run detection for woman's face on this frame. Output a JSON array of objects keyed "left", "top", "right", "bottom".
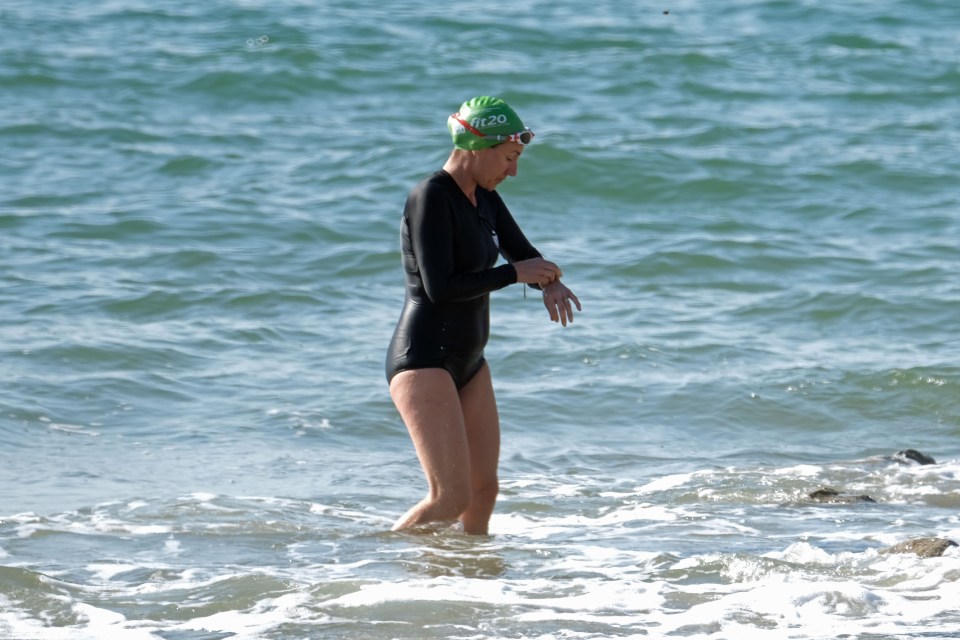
[{"left": 476, "top": 142, "right": 524, "bottom": 191}]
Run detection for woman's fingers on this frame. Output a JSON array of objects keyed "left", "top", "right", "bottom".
[
  {"left": 543, "top": 286, "right": 580, "bottom": 326},
  {"left": 537, "top": 262, "right": 560, "bottom": 286},
  {"left": 515, "top": 258, "right": 562, "bottom": 285}
]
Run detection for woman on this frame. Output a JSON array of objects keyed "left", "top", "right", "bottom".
[{"left": 386, "top": 96, "right": 581, "bottom": 535}]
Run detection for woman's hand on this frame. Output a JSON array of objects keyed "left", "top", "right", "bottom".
[
  {"left": 541, "top": 281, "right": 581, "bottom": 326},
  {"left": 513, "top": 257, "right": 562, "bottom": 288}
]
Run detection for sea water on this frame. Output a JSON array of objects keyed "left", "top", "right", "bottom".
[{"left": 2, "top": 0, "right": 959, "bottom": 638}]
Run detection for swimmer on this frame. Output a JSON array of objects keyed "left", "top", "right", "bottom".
[{"left": 386, "top": 96, "right": 581, "bottom": 535}]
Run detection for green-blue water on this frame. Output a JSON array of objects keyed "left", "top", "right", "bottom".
[{"left": 2, "top": 1, "right": 959, "bottom": 638}]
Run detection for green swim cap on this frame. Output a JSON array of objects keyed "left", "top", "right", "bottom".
[{"left": 447, "top": 96, "right": 532, "bottom": 150}]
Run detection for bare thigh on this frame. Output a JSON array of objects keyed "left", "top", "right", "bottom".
[
  {"left": 458, "top": 363, "right": 500, "bottom": 490},
  {"left": 389, "top": 368, "right": 472, "bottom": 500}
]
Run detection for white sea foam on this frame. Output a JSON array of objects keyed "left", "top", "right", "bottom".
[
  {"left": 85, "top": 562, "right": 143, "bottom": 582},
  {"left": 635, "top": 471, "right": 700, "bottom": 494},
  {"left": 0, "top": 601, "right": 158, "bottom": 640},
  {"left": 535, "top": 545, "right": 664, "bottom": 579},
  {"left": 772, "top": 464, "right": 823, "bottom": 477},
  {"left": 168, "top": 593, "right": 321, "bottom": 640}
]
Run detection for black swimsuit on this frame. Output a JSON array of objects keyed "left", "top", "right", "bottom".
[{"left": 385, "top": 170, "right": 541, "bottom": 389}]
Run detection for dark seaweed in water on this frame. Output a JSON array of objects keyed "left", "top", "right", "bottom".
[
  {"left": 807, "top": 488, "right": 877, "bottom": 504},
  {"left": 894, "top": 449, "right": 937, "bottom": 465}
]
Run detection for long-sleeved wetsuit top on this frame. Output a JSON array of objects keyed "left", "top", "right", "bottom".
[{"left": 386, "top": 170, "right": 541, "bottom": 388}]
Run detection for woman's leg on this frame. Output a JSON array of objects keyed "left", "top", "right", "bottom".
[
  {"left": 389, "top": 368, "right": 473, "bottom": 531},
  {"left": 457, "top": 362, "right": 501, "bottom": 535}
]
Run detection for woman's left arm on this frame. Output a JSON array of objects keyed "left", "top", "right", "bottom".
[{"left": 490, "top": 193, "right": 581, "bottom": 326}]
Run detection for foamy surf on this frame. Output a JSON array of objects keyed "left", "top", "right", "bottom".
[{"left": 2, "top": 453, "right": 957, "bottom": 639}]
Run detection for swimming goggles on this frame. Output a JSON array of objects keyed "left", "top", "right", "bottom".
[{"left": 450, "top": 114, "right": 535, "bottom": 145}]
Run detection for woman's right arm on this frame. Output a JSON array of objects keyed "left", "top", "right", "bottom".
[{"left": 406, "top": 185, "right": 517, "bottom": 303}]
